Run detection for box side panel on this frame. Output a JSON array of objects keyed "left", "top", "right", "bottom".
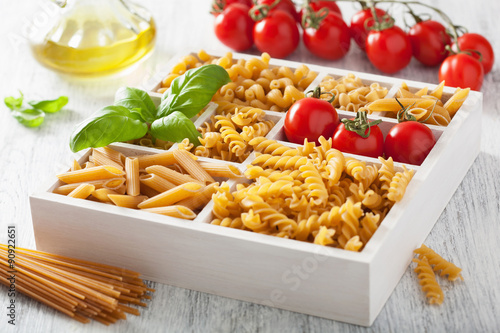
[
  {"left": 31, "top": 195, "right": 370, "bottom": 325},
  {"left": 367, "top": 95, "right": 481, "bottom": 325}
]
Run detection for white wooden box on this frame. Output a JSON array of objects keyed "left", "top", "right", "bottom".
[{"left": 30, "top": 52, "right": 482, "bottom": 326}]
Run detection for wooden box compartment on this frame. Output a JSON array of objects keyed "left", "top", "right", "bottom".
[{"left": 30, "top": 51, "right": 482, "bottom": 326}]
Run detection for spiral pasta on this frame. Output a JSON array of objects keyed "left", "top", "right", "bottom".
[
  {"left": 178, "top": 104, "right": 275, "bottom": 163},
  {"left": 211, "top": 136, "right": 415, "bottom": 251},
  {"left": 413, "top": 256, "right": 444, "bottom": 305},
  {"left": 414, "top": 244, "right": 463, "bottom": 281}
]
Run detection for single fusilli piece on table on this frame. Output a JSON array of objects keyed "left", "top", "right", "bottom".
[
  {"left": 414, "top": 244, "right": 464, "bottom": 281},
  {"left": 413, "top": 256, "right": 444, "bottom": 305}
]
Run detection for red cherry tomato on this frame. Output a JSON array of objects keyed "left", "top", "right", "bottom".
[
  {"left": 332, "top": 120, "right": 384, "bottom": 158},
  {"left": 284, "top": 97, "right": 339, "bottom": 144},
  {"left": 366, "top": 26, "right": 413, "bottom": 74},
  {"left": 303, "top": 12, "right": 351, "bottom": 60},
  {"left": 439, "top": 53, "right": 484, "bottom": 91},
  {"left": 299, "top": 0, "right": 342, "bottom": 22},
  {"left": 211, "top": 0, "right": 253, "bottom": 15},
  {"left": 214, "top": 3, "right": 254, "bottom": 51},
  {"left": 385, "top": 121, "right": 436, "bottom": 165},
  {"left": 350, "top": 7, "right": 387, "bottom": 51},
  {"left": 454, "top": 33, "right": 495, "bottom": 74},
  {"left": 255, "top": 0, "right": 299, "bottom": 21},
  {"left": 408, "top": 20, "right": 451, "bottom": 66},
  {"left": 253, "top": 10, "right": 300, "bottom": 58}
]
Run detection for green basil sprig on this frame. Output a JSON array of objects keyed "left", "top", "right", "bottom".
[
  {"left": 69, "top": 106, "right": 148, "bottom": 153},
  {"left": 151, "top": 111, "right": 202, "bottom": 146},
  {"left": 4, "top": 91, "right": 68, "bottom": 128},
  {"left": 158, "top": 64, "right": 231, "bottom": 118},
  {"left": 69, "top": 64, "right": 230, "bottom": 152}
]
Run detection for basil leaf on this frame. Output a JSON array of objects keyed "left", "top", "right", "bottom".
[
  {"left": 28, "top": 96, "right": 68, "bottom": 113},
  {"left": 157, "top": 64, "right": 230, "bottom": 119},
  {"left": 11, "top": 107, "right": 45, "bottom": 127},
  {"left": 114, "top": 87, "right": 156, "bottom": 123},
  {"left": 150, "top": 111, "right": 201, "bottom": 146},
  {"left": 69, "top": 105, "right": 148, "bottom": 152},
  {"left": 4, "top": 91, "right": 24, "bottom": 110}
]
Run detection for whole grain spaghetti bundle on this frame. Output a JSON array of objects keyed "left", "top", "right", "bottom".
[{"left": 0, "top": 244, "right": 154, "bottom": 325}]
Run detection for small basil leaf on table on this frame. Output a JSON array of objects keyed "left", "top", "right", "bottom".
[
  {"left": 4, "top": 92, "right": 24, "bottom": 110},
  {"left": 114, "top": 87, "right": 157, "bottom": 123},
  {"left": 28, "top": 96, "right": 68, "bottom": 113},
  {"left": 11, "top": 107, "right": 45, "bottom": 127},
  {"left": 157, "top": 64, "right": 230, "bottom": 119},
  {"left": 69, "top": 105, "right": 148, "bottom": 152},
  {"left": 151, "top": 111, "right": 201, "bottom": 146}
]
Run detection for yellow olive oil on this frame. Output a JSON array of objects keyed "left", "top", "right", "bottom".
[{"left": 31, "top": 8, "right": 156, "bottom": 77}]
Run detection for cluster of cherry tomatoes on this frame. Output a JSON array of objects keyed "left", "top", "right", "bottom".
[
  {"left": 284, "top": 90, "right": 436, "bottom": 165},
  {"left": 212, "top": 0, "right": 494, "bottom": 91},
  {"left": 212, "top": 0, "right": 350, "bottom": 59}
]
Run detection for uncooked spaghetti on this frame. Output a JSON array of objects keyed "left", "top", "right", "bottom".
[{"left": 0, "top": 244, "right": 154, "bottom": 325}]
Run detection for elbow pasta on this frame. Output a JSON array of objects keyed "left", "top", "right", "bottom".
[
  {"left": 211, "top": 136, "right": 415, "bottom": 251},
  {"left": 157, "top": 50, "right": 318, "bottom": 112},
  {"left": 319, "top": 74, "right": 389, "bottom": 112}
]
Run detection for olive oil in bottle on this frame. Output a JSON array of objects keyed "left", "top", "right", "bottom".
[{"left": 31, "top": 0, "right": 156, "bottom": 77}]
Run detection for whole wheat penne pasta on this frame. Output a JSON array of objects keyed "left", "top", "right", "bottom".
[
  {"left": 57, "top": 166, "right": 125, "bottom": 184},
  {"left": 137, "top": 151, "right": 176, "bottom": 169},
  {"left": 198, "top": 161, "right": 242, "bottom": 178},
  {"left": 53, "top": 178, "right": 125, "bottom": 195},
  {"left": 443, "top": 88, "right": 470, "bottom": 116},
  {"left": 176, "top": 183, "right": 218, "bottom": 211},
  {"left": 82, "top": 161, "right": 95, "bottom": 169},
  {"left": 70, "top": 159, "right": 82, "bottom": 171},
  {"left": 139, "top": 174, "right": 176, "bottom": 193},
  {"left": 173, "top": 149, "right": 215, "bottom": 183},
  {"left": 145, "top": 165, "right": 203, "bottom": 186},
  {"left": 92, "top": 149, "right": 124, "bottom": 170},
  {"left": 140, "top": 183, "right": 161, "bottom": 198},
  {"left": 125, "top": 157, "right": 140, "bottom": 196},
  {"left": 113, "top": 184, "right": 127, "bottom": 195},
  {"left": 91, "top": 188, "right": 119, "bottom": 203},
  {"left": 108, "top": 195, "right": 148, "bottom": 208},
  {"left": 137, "top": 182, "right": 204, "bottom": 209},
  {"left": 94, "top": 147, "right": 125, "bottom": 166},
  {"left": 141, "top": 205, "right": 197, "bottom": 219},
  {"left": 67, "top": 184, "right": 95, "bottom": 199}
]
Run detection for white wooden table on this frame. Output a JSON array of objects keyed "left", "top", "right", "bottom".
[{"left": 1, "top": 0, "right": 499, "bottom": 332}]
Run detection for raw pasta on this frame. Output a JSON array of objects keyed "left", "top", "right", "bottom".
[
  {"left": 414, "top": 244, "right": 463, "bottom": 281},
  {"left": 413, "top": 256, "right": 444, "bottom": 305},
  {"left": 210, "top": 136, "right": 415, "bottom": 251},
  {"left": 365, "top": 81, "right": 469, "bottom": 126},
  {"left": 157, "top": 50, "right": 318, "bottom": 112},
  {"left": 319, "top": 73, "right": 388, "bottom": 112},
  {"left": 179, "top": 103, "right": 275, "bottom": 163},
  {"left": 53, "top": 147, "right": 224, "bottom": 220}
]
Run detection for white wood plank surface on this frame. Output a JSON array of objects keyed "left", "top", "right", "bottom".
[{"left": 1, "top": 0, "right": 499, "bottom": 332}]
